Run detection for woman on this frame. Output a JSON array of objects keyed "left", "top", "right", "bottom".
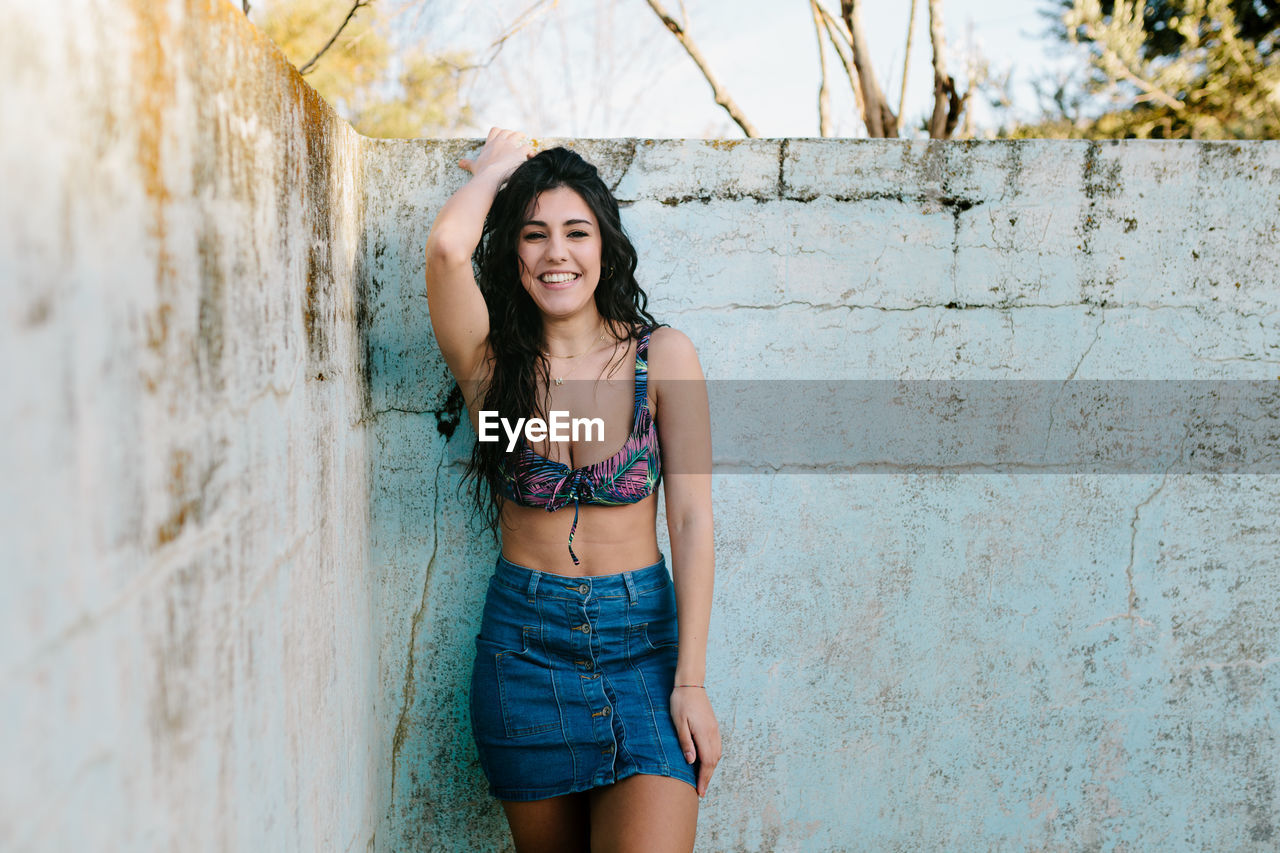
[{"left": 424, "top": 127, "right": 721, "bottom": 853}]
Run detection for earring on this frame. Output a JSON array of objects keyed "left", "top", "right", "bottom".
[{"left": 603, "top": 264, "right": 614, "bottom": 279}]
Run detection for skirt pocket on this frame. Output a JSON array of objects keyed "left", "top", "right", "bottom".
[
  {"left": 475, "top": 629, "right": 562, "bottom": 738},
  {"left": 640, "top": 616, "right": 679, "bottom": 652}
]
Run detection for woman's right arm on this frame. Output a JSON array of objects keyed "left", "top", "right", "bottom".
[{"left": 425, "top": 127, "right": 533, "bottom": 386}]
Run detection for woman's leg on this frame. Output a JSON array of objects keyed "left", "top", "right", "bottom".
[
  {"left": 588, "top": 774, "right": 699, "bottom": 853},
  {"left": 500, "top": 792, "right": 592, "bottom": 853}
]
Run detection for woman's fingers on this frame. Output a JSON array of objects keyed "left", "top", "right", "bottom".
[
  {"left": 675, "top": 715, "right": 696, "bottom": 765},
  {"left": 671, "top": 688, "right": 721, "bottom": 798},
  {"left": 465, "top": 128, "right": 534, "bottom": 179},
  {"left": 690, "top": 717, "right": 721, "bottom": 797},
  {"left": 485, "top": 127, "right": 527, "bottom": 149}
]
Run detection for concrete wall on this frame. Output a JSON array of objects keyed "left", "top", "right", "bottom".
[
  {"left": 2, "top": 1, "right": 380, "bottom": 850},
  {"left": 4, "top": 1, "right": 1279, "bottom": 851},
  {"left": 375, "top": 138, "right": 1280, "bottom": 851}
]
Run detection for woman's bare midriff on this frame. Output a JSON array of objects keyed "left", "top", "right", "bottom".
[{"left": 499, "top": 493, "right": 662, "bottom": 577}]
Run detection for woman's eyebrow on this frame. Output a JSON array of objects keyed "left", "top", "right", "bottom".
[{"left": 522, "top": 218, "right": 594, "bottom": 227}]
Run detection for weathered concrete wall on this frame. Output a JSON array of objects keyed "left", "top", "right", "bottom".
[
  {"left": 374, "top": 138, "right": 1280, "bottom": 851},
  {"left": 1, "top": 1, "right": 380, "bottom": 850},
  {"left": 6, "top": 2, "right": 1280, "bottom": 849}
]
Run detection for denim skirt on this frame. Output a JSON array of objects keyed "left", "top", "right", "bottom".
[{"left": 470, "top": 553, "right": 698, "bottom": 801}]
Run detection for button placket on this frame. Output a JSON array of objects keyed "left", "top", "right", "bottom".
[
  {"left": 574, "top": 593, "right": 611, "bottom": 775},
  {"left": 575, "top": 597, "right": 599, "bottom": 673}
]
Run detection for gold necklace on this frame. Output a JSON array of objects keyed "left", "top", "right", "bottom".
[{"left": 544, "top": 328, "right": 608, "bottom": 386}]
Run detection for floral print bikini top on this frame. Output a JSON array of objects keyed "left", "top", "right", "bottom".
[{"left": 498, "top": 327, "right": 662, "bottom": 565}]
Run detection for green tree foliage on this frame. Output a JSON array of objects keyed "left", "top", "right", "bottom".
[
  {"left": 1010, "top": 0, "right": 1280, "bottom": 138},
  {"left": 1051, "top": 0, "right": 1278, "bottom": 58},
  {"left": 256, "top": 0, "right": 474, "bottom": 138}
]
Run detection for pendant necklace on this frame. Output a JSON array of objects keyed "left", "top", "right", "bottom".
[{"left": 544, "top": 327, "right": 608, "bottom": 386}]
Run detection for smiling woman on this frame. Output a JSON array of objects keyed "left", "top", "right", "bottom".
[
  {"left": 517, "top": 186, "right": 604, "bottom": 319},
  {"left": 423, "top": 129, "right": 721, "bottom": 853}
]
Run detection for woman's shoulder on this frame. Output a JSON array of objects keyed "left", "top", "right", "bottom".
[{"left": 642, "top": 325, "right": 703, "bottom": 380}]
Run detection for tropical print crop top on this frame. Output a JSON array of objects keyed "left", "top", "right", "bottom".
[{"left": 498, "top": 327, "right": 662, "bottom": 565}]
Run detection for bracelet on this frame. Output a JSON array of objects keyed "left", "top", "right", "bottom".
[{"left": 674, "top": 684, "right": 705, "bottom": 689}]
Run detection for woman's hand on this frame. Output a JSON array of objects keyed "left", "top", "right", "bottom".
[
  {"left": 458, "top": 126, "right": 534, "bottom": 181},
  {"left": 670, "top": 686, "right": 722, "bottom": 798}
]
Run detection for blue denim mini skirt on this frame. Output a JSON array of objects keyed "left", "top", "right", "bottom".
[{"left": 470, "top": 554, "right": 698, "bottom": 801}]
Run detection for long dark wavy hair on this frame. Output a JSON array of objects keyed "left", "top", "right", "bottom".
[{"left": 466, "top": 146, "right": 660, "bottom": 536}]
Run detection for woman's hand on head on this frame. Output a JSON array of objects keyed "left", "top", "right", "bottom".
[
  {"left": 670, "top": 686, "right": 722, "bottom": 799},
  {"left": 458, "top": 127, "right": 535, "bottom": 180}
]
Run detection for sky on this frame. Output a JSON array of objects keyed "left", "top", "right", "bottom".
[{"left": 306, "top": 0, "right": 1092, "bottom": 138}]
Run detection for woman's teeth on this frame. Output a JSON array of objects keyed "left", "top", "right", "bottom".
[{"left": 540, "top": 272, "right": 579, "bottom": 283}]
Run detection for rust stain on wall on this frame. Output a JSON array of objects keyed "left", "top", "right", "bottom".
[
  {"left": 127, "top": 0, "right": 176, "bottom": 260},
  {"left": 156, "top": 447, "right": 200, "bottom": 545},
  {"left": 196, "top": 224, "right": 226, "bottom": 393}
]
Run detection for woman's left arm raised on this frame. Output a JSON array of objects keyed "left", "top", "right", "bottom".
[{"left": 650, "top": 326, "right": 721, "bottom": 799}]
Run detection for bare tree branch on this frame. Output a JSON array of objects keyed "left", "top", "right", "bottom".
[
  {"left": 434, "top": 0, "right": 562, "bottom": 75},
  {"left": 675, "top": 0, "right": 690, "bottom": 28},
  {"left": 898, "top": 0, "right": 918, "bottom": 120},
  {"left": 489, "top": 0, "right": 561, "bottom": 59},
  {"left": 641, "top": 0, "right": 759, "bottom": 137},
  {"left": 926, "top": 0, "right": 966, "bottom": 138},
  {"left": 810, "top": 0, "right": 832, "bottom": 136},
  {"left": 298, "top": 0, "right": 373, "bottom": 76},
  {"left": 960, "top": 16, "right": 975, "bottom": 138},
  {"left": 814, "top": 3, "right": 864, "bottom": 122},
  {"left": 840, "top": 0, "right": 898, "bottom": 136},
  {"left": 242, "top": 1, "right": 250, "bottom": 15}
]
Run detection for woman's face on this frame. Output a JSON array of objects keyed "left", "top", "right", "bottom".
[{"left": 516, "top": 186, "right": 603, "bottom": 321}]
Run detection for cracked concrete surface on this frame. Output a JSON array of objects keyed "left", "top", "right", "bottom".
[
  {"left": 5, "top": 2, "right": 1279, "bottom": 850},
  {"left": 368, "top": 138, "right": 1280, "bottom": 850},
  {"left": 389, "top": 448, "right": 446, "bottom": 807},
  {"left": 4, "top": 1, "right": 374, "bottom": 851}
]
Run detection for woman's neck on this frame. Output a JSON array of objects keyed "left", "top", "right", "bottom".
[{"left": 542, "top": 313, "right": 612, "bottom": 357}]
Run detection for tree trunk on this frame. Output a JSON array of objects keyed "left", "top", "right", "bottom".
[
  {"left": 841, "top": 0, "right": 898, "bottom": 137},
  {"left": 811, "top": 0, "right": 832, "bottom": 136},
  {"left": 898, "top": 0, "right": 917, "bottom": 120},
  {"left": 926, "top": 0, "right": 965, "bottom": 138}
]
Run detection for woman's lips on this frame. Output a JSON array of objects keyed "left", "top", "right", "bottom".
[{"left": 538, "top": 272, "right": 581, "bottom": 289}]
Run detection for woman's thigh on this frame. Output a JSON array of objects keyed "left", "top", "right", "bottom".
[
  {"left": 500, "top": 792, "right": 591, "bottom": 853},
  {"left": 588, "top": 774, "right": 698, "bottom": 853}
]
